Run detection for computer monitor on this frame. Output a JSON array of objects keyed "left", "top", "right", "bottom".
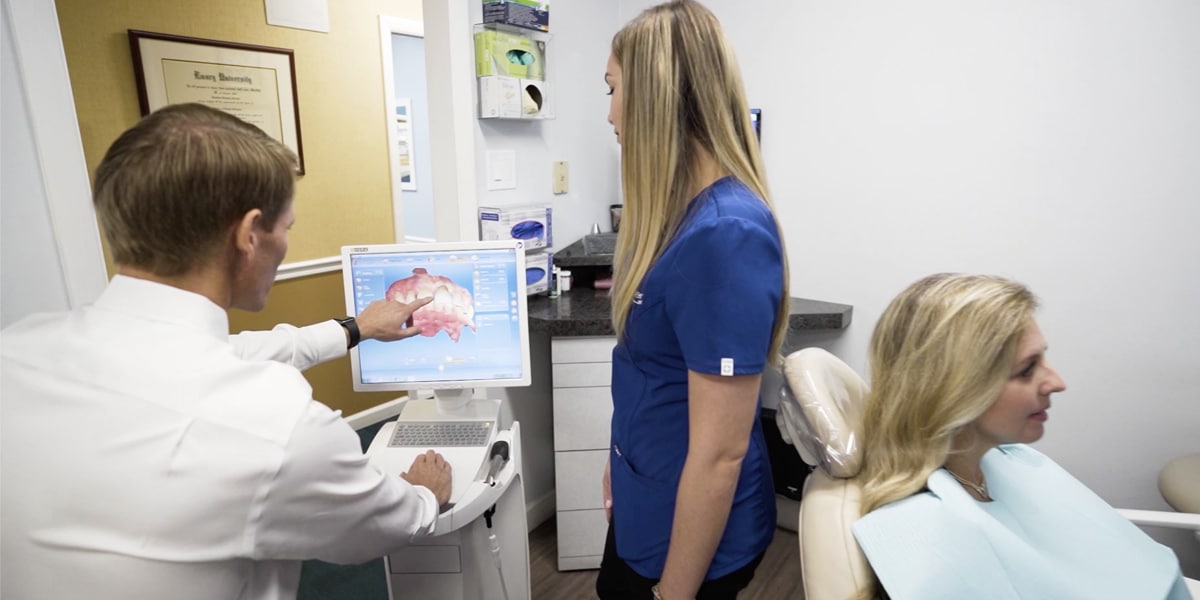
[{"left": 341, "top": 240, "right": 532, "bottom": 411}]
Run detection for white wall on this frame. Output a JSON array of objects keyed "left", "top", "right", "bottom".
[
  {"left": 621, "top": 0, "right": 1200, "bottom": 571},
  {"left": 1, "top": 0, "right": 106, "bottom": 327},
  {"left": 470, "top": 3, "right": 620, "bottom": 249},
  {"left": 2, "top": 12, "right": 69, "bottom": 324}
]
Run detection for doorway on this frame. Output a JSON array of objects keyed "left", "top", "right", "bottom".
[{"left": 379, "top": 18, "right": 435, "bottom": 242}]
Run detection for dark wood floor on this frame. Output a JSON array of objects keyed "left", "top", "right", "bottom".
[{"left": 529, "top": 519, "right": 804, "bottom": 599}]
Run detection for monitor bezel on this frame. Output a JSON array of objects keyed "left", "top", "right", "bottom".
[{"left": 340, "top": 239, "right": 532, "bottom": 394}]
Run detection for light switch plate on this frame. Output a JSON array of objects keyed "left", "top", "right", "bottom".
[
  {"left": 487, "top": 150, "right": 517, "bottom": 190},
  {"left": 553, "top": 160, "right": 569, "bottom": 194}
]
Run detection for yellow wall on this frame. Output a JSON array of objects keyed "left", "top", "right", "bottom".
[
  {"left": 56, "top": 0, "right": 423, "bottom": 415},
  {"left": 228, "top": 272, "right": 402, "bottom": 416},
  {"left": 56, "top": 0, "right": 421, "bottom": 262}
]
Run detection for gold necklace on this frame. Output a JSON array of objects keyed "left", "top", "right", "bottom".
[{"left": 944, "top": 467, "right": 992, "bottom": 501}]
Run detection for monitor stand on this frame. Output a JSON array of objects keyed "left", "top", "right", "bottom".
[
  {"left": 388, "top": 388, "right": 502, "bottom": 425},
  {"left": 365, "top": 394, "right": 531, "bottom": 600},
  {"left": 430, "top": 387, "right": 496, "bottom": 419}
]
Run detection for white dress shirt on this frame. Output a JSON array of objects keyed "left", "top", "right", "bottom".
[
  {"left": 1, "top": 275, "right": 438, "bottom": 600},
  {"left": 230, "top": 318, "right": 346, "bottom": 372}
]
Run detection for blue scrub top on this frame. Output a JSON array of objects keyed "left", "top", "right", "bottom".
[{"left": 609, "top": 176, "right": 784, "bottom": 580}]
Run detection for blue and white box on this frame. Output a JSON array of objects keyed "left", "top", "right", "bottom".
[
  {"left": 479, "top": 204, "right": 552, "bottom": 249},
  {"left": 524, "top": 249, "right": 553, "bottom": 295}
]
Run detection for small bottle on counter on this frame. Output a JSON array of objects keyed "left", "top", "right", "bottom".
[
  {"left": 548, "top": 267, "right": 561, "bottom": 297},
  {"left": 559, "top": 270, "right": 572, "bottom": 293}
]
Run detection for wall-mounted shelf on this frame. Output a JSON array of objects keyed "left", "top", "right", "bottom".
[{"left": 473, "top": 22, "right": 553, "bottom": 120}]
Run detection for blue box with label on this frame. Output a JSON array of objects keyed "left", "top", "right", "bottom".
[
  {"left": 482, "top": 0, "right": 550, "bottom": 32},
  {"left": 479, "top": 205, "right": 552, "bottom": 250}
]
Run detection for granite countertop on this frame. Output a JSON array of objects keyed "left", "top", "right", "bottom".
[
  {"left": 552, "top": 233, "right": 616, "bottom": 268},
  {"left": 528, "top": 289, "right": 853, "bottom": 337}
]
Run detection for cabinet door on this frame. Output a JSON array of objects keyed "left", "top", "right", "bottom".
[
  {"left": 554, "top": 449, "right": 609, "bottom": 510},
  {"left": 552, "top": 362, "right": 612, "bottom": 388},
  {"left": 556, "top": 508, "right": 608, "bottom": 560},
  {"left": 553, "top": 387, "right": 613, "bottom": 451}
]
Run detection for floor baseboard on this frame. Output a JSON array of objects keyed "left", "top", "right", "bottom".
[{"left": 526, "top": 490, "right": 556, "bottom": 533}]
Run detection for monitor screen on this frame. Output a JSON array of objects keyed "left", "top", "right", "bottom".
[{"left": 341, "top": 240, "right": 531, "bottom": 394}]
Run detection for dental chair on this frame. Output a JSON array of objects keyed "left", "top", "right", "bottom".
[
  {"left": 1158, "top": 453, "right": 1200, "bottom": 544},
  {"left": 774, "top": 347, "right": 1200, "bottom": 600}
]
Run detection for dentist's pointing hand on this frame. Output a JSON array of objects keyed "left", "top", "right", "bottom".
[{"left": 355, "top": 296, "right": 433, "bottom": 343}]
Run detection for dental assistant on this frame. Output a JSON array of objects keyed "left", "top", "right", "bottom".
[{"left": 597, "top": 2, "right": 791, "bottom": 599}]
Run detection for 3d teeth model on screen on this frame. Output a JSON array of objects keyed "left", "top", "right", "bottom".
[{"left": 386, "top": 268, "right": 477, "bottom": 342}]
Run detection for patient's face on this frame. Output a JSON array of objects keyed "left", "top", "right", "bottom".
[{"left": 974, "top": 321, "right": 1067, "bottom": 446}]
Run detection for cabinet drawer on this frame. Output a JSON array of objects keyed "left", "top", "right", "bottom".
[
  {"left": 552, "top": 336, "right": 616, "bottom": 364},
  {"left": 552, "top": 362, "right": 612, "bottom": 388},
  {"left": 557, "top": 508, "right": 609, "bottom": 558},
  {"left": 553, "top": 387, "right": 613, "bottom": 451},
  {"left": 558, "top": 554, "right": 602, "bottom": 571},
  {"left": 555, "top": 449, "right": 609, "bottom": 510}
]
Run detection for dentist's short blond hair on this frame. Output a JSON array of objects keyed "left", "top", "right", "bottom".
[{"left": 93, "top": 103, "right": 297, "bottom": 276}]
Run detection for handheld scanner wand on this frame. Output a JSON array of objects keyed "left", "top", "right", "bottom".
[{"left": 485, "top": 440, "right": 510, "bottom": 486}]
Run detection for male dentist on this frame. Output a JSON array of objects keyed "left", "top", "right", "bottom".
[{"left": 1, "top": 103, "right": 450, "bottom": 600}]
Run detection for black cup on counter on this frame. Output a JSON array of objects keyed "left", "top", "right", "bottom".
[{"left": 610, "top": 204, "right": 623, "bottom": 233}]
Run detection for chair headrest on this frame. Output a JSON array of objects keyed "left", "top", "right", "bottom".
[{"left": 776, "top": 347, "right": 868, "bottom": 479}]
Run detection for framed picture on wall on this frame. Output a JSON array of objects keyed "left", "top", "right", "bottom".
[
  {"left": 394, "top": 98, "right": 417, "bottom": 191},
  {"left": 128, "top": 30, "right": 306, "bottom": 174}
]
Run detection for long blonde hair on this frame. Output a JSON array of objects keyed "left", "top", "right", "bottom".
[
  {"left": 609, "top": 0, "right": 789, "bottom": 357},
  {"left": 856, "top": 273, "right": 1037, "bottom": 597}
]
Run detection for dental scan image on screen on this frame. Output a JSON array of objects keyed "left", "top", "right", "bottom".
[{"left": 342, "top": 241, "right": 531, "bottom": 393}]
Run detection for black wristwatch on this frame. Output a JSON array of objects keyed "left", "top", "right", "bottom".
[{"left": 336, "top": 316, "right": 360, "bottom": 350}]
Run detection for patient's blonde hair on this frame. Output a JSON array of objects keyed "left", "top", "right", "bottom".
[
  {"left": 608, "top": 0, "right": 789, "bottom": 357},
  {"left": 856, "top": 273, "right": 1037, "bottom": 598}
]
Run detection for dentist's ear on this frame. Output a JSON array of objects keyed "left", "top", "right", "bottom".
[{"left": 234, "top": 209, "right": 265, "bottom": 255}]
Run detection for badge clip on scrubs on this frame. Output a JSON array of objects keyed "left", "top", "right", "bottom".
[{"left": 341, "top": 240, "right": 534, "bottom": 600}]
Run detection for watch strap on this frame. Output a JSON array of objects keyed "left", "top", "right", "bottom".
[{"left": 337, "top": 316, "right": 360, "bottom": 350}]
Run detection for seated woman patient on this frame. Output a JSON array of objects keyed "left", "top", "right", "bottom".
[{"left": 851, "top": 273, "right": 1189, "bottom": 600}]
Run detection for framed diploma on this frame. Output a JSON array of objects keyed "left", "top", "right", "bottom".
[{"left": 128, "top": 30, "right": 306, "bottom": 173}]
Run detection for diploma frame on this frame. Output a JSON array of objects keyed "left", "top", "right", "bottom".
[{"left": 128, "top": 30, "right": 306, "bottom": 174}]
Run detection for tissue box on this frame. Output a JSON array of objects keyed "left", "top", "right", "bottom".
[
  {"left": 479, "top": 205, "right": 553, "bottom": 249},
  {"left": 523, "top": 250, "right": 553, "bottom": 295},
  {"left": 478, "top": 76, "right": 522, "bottom": 119},
  {"left": 482, "top": 0, "right": 550, "bottom": 32},
  {"left": 474, "top": 28, "right": 546, "bottom": 81},
  {"left": 479, "top": 76, "right": 550, "bottom": 119}
]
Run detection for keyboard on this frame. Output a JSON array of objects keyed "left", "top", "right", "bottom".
[{"left": 387, "top": 420, "right": 495, "bottom": 448}]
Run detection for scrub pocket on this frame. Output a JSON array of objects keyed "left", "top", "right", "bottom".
[{"left": 611, "top": 450, "right": 676, "bottom": 575}]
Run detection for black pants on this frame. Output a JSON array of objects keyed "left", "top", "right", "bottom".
[{"left": 595, "top": 523, "right": 765, "bottom": 600}]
